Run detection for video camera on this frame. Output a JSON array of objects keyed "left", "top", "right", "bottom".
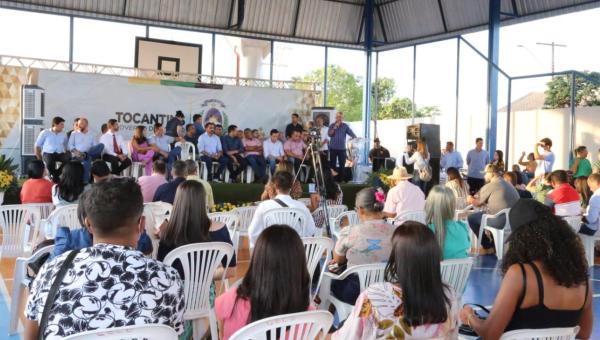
[{"left": 308, "top": 127, "right": 321, "bottom": 144}]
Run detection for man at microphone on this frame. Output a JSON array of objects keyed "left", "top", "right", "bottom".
[{"left": 328, "top": 111, "right": 356, "bottom": 181}]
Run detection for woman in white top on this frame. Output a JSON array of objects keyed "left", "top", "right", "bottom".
[
  {"left": 51, "top": 161, "right": 85, "bottom": 206},
  {"left": 445, "top": 167, "right": 470, "bottom": 209},
  {"left": 403, "top": 140, "right": 430, "bottom": 193}
]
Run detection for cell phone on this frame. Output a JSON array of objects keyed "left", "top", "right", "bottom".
[{"left": 308, "top": 183, "right": 316, "bottom": 193}]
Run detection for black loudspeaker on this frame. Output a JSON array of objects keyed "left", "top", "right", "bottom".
[{"left": 406, "top": 124, "right": 441, "bottom": 187}]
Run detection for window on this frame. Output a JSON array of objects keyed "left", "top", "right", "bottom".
[
  {"left": 214, "top": 35, "right": 271, "bottom": 80},
  {"left": 326, "top": 48, "right": 366, "bottom": 122},
  {"left": 273, "top": 42, "right": 324, "bottom": 82},
  {"left": 149, "top": 27, "right": 212, "bottom": 75},
  {"left": 73, "top": 18, "right": 145, "bottom": 67},
  {"left": 0, "top": 9, "right": 69, "bottom": 61}
]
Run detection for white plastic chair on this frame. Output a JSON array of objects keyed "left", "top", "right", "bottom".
[
  {"left": 144, "top": 202, "right": 173, "bottom": 229},
  {"left": 176, "top": 141, "right": 196, "bottom": 161},
  {"left": 24, "top": 203, "right": 54, "bottom": 220},
  {"left": 579, "top": 233, "right": 600, "bottom": 267},
  {"left": 229, "top": 310, "right": 333, "bottom": 340},
  {"left": 302, "top": 237, "right": 334, "bottom": 300},
  {"left": 394, "top": 210, "right": 426, "bottom": 225},
  {"left": 142, "top": 206, "right": 161, "bottom": 259},
  {"left": 554, "top": 201, "right": 582, "bottom": 217},
  {"left": 128, "top": 141, "right": 146, "bottom": 179},
  {"left": 163, "top": 242, "right": 234, "bottom": 340},
  {"left": 318, "top": 263, "right": 387, "bottom": 321},
  {"left": 0, "top": 205, "right": 42, "bottom": 258},
  {"left": 329, "top": 211, "right": 359, "bottom": 240},
  {"left": 232, "top": 206, "right": 257, "bottom": 254},
  {"left": 9, "top": 245, "right": 54, "bottom": 335},
  {"left": 478, "top": 208, "right": 511, "bottom": 260},
  {"left": 440, "top": 257, "right": 474, "bottom": 297},
  {"left": 208, "top": 212, "right": 240, "bottom": 256},
  {"left": 41, "top": 204, "right": 79, "bottom": 239},
  {"left": 62, "top": 324, "right": 179, "bottom": 340},
  {"left": 263, "top": 208, "right": 307, "bottom": 236},
  {"left": 298, "top": 198, "right": 312, "bottom": 206},
  {"left": 499, "top": 326, "right": 580, "bottom": 340}
]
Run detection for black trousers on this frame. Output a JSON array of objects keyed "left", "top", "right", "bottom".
[
  {"left": 329, "top": 149, "right": 346, "bottom": 182},
  {"left": 42, "top": 152, "right": 70, "bottom": 182},
  {"left": 227, "top": 154, "right": 248, "bottom": 181},
  {"left": 102, "top": 154, "right": 132, "bottom": 175}
]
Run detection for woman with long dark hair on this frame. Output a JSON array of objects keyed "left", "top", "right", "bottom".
[
  {"left": 215, "top": 225, "right": 311, "bottom": 340},
  {"left": 130, "top": 125, "right": 155, "bottom": 175},
  {"left": 492, "top": 150, "right": 505, "bottom": 172},
  {"left": 460, "top": 199, "right": 592, "bottom": 339},
  {"left": 445, "top": 166, "right": 469, "bottom": 209},
  {"left": 333, "top": 221, "right": 459, "bottom": 339},
  {"left": 51, "top": 161, "right": 85, "bottom": 206},
  {"left": 158, "top": 180, "right": 236, "bottom": 279},
  {"left": 575, "top": 176, "right": 592, "bottom": 209}
]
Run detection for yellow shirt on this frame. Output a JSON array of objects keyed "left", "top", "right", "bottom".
[{"left": 186, "top": 175, "right": 215, "bottom": 208}]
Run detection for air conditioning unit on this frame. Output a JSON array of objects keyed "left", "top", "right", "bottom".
[{"left": 21, "top": 85, "right": 45, "bottom": 156}]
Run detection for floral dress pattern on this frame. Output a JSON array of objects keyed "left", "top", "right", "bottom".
[{"left": 333, "top": 282, "right": 459, "bottom": 339}]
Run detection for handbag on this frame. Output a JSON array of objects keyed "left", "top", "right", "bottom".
[
  {"left": 38, "top": 249, "right": 80, "bottom": 340},
  {"left": 458, "top": 304, "right": 490, "bottom": 337},
  {"left": 418, "top": 164, "right": 433, "bottom": 182}
]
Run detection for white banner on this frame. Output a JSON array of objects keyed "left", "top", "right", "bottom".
[{"left": 37, "top": 70, "right": 314, "bottom": 139}]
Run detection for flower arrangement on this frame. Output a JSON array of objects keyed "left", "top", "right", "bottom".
[
  {"left": 0, "top": 170, "right": 14, "bottom": 192},
  {"left": 366, "top": 168, "right": 393, "bottom": 192},
  {"left": 210, "top": 201, "right": 254, "bottom": 213}
]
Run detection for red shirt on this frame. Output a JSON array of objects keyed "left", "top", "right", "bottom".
[
  {"left": 20, "top": 178, "right": 53, "bottom": 204},
  {"left": 547, "top": 183, "right": 580, "bottom": 205}
]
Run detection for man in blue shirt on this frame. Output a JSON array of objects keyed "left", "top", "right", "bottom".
[
  {"left": 328, "top": 111, "right": 356, "bottom": 181},
  {"left": 192, "top": 114, "right": 205, "bottom": 140},
  {"left": 35, "top": 116, "right": 70, "bottom": 182},
  {"left": 581, "top": 173, "right": 600, "bottom": 236},
  {"left": 67, "top": 118, "right": 104, "bottom": 183},
  {"left": 148, "top": 122, "right": 182, "bottom": 178},
  {"left": 441, "top": 141, "right": 464, "bottom": 171},
  {"left": 198, "top": 122, "right": 228, "bottom": 182},
  {"left": 153, "top": 160, "right": 187, "bottom": 204},
  {"left": 222, "top": 125, "right": 247, "bottom": 183},
  {"left": 466, "top": 137, "right": 489, "bottom": 194}
]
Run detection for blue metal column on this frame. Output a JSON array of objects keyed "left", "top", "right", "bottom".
[
  {"left": 486, "top": 0, "right": 501, "bottom": 159},
  {"left": 362, "top": 0, "right": 375, "bottom": 163}
]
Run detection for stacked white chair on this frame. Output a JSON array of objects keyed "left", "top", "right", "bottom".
[
  {"left": 41, "top": 204, "right": 80, "bottom": 239},
  {"left": 229, "top": 311, "right": 333, "bottom": 340},
  {"left": 394, "top": 210, "right": 427, "bottom": 225},
  {"left": 302, "top": 237, "right": 334, "bottom": 300},
  {"left": 477, "top": 208, "right": 511, "bottom": 260},
  {"left": 232, "top": 206, "right": 257, "bottom": 255},
  {"left": 62, "top": 324, "right": 179, "bottom": 340},
  {"left": 498, "top": 326, "right": 580, "bottom": 340},
  {"left": 163, "top": 242, "right": 233, "bottom": 340},
  {"left": 440, "top": 257, "right": 474, "bottom": 297},
  {"left": 0, "top": 205, "right": 42, "bottom": 259},
  {"left": 9, "top": 245, "right": 54, "bottom": 335},
  {"left": 263, "top": 208, "right": 307, "bottom": 236},
  {"left": 176, "top": 141, "right": 196, "bottom": 161},
  {"left": 330, "top": 210, "right": 359, "bottom": 240},
  {"left": 318, "top": 263, "right": 387, "bottom": 321}
]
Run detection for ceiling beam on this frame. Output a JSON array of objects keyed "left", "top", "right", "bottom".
[
  {"left": 121, "top": 0, "right": 127, "bottom": 16},
  {"left": 292, "top": 0, "right": 302, "bottom": 36},
  {"left": 511, "top": 0, "right": 519, "bottom": 17},
  {"left": 376, "top": 3, "right": 388, "bottom": 43},
  {"left": 323, "top": 0, "right": 363, "bottom": 6},
  {"left": 437, "top": 0, "right": 448, "bottom": 33},
  {"left": 357, "top": 5, "right": 365, "bottom": 44}
]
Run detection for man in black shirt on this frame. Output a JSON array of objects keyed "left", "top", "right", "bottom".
[
  {"left": 285, "top": 113, "right": 304, "bottom": 138},
  {"left": 368, "top": 138, "right": 390, "bottom": 172},
  {"left": 165, "top": 110, "right": 185, "bottom": 138},
  {"left": 183, "top": 124, "right": 197, "bottom": 144}
]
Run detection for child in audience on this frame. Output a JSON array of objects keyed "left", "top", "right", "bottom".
[
  {"left": 333, "top": 221, "right": 459, "bottom": 339},
  {"left": 425, "top": 185, "right": 471, "bottom": 260},
  {"left": 215, "top": 225, "right": 312, "bottom": 340},
  {"left": 460, "top": 199, "right": 592, "bottom": 339}
]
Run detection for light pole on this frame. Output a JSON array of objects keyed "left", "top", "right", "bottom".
[{"left": 536, "top": 41, "right": 567, "bottom": 75}]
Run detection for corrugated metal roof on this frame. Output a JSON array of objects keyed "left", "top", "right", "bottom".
[{"left": 2, "top": 0, "right": 599, "bottom": 50}]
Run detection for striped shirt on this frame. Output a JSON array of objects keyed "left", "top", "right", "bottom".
[{"left": 327, "top": 123, "right": 356, "bottom": 150}]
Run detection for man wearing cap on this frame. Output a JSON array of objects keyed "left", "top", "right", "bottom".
[
  {"left": 467, "top": 164, "right": 520, "bottom": 253},
  {"left": 383, "top": 166, "right": 425, "bottom": 222},
  {"left": 165, "top": 110, "right": 185, "bottom": 138},
  {"left": 368, "top": 138, "right": 390, "bottom": 172}
]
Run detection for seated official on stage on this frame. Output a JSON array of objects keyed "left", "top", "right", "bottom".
[
  {"left": 285, "top": 112, "right": 304, "bottom": 139},
  {"left": 99, "top": 119, "right": 132, "bottom": 175},
  {"left": 192, "top": 113, "right": 204, "bottom": 139},
  {"left": 264, "top": 129, "right": 285, "bottom": 176},
  {"left": 222, "top": 125, "right": 247, "bottom": 183},
  {"left": 35, "top": 116, "right": 70, "bottom": 182},
  {"left": 248, "top": 171, "right": 317, "bottom": 248},
  {"left": 148, "top": 122, "right": 182, "bottom": 174},
  {"left": 130, "top": 125, "right": 155, "bottom": 176},
  {"left": 67, "top": 118, "right": 104, "bottom": 184},
  {"left": 198, "top": 122, "right": 228, "bottom": 182},
  {"left": 243, "top": 128, "right": 267, "bottom": 182},
  {"left": 284, "top": 130, "right": 305, "bottom": 173},
  {"left": 368, "top": 138, "right": 390, "bottom": 172},
  {"left": 183, "top": 123, "right": 197, "bottom": 144}
]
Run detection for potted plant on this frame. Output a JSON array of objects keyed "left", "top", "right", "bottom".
[{"left": 0, "top": 155, "right": 18, "bottom": 205}]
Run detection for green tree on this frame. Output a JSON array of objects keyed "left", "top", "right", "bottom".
[{"left": 544, "top": 71, "right": 600, "bottom": 108}]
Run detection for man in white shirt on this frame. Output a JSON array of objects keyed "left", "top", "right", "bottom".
[
  {"left": 315, "top": 116, "right": 330, "bottom": 153},
  {"left": 198, "top": 122, "right": 228, "bottom": 181},
  {"left": 35, "top": 116, "right": 70, "bottom": 182},
  {"left": 148, "top": 122, "right": 182, "bottom": 177},
  {"left": 533, "top": 137, "right": 555, "bottom": 175},
  {"left": 99, "top": 119, "right": 132, "bottom": 175},
  {"left": 68, "top": 118, "right": 104, "bottom": 183},
  {"left": 263, "top": 129, "right": 285, "bottom": 176},
  {"left": 248, "top": 171, "right": 317, "bottom": 248}
]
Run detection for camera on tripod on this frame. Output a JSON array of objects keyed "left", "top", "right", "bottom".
[{"left": 308, "top": 127, "right": 321, "bottom": 144}]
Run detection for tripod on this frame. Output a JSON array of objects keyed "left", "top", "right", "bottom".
[{"left": 292, "top": 140, "right": 333, "bottom": 238}]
